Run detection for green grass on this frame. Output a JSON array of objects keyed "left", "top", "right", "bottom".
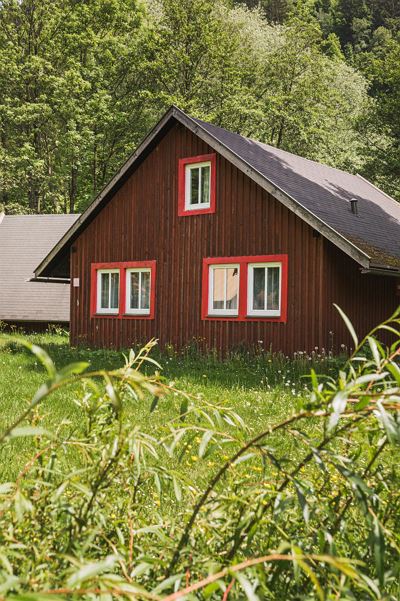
[{"left": 0, "top": 330, "right": 342, "bottom": 480}]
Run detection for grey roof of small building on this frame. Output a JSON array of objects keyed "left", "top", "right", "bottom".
[
  {"left": 192, "top": 117, "right": 400, "bottom": 269},
  {"left": 0, "top": 213, "right": 79, "bottom": 322},
  {"left": 35, "top": 106, "right": 400, "bottom": 278}
]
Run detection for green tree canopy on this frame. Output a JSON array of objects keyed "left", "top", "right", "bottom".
[{"left": 0, "top": 0, "right": 397, "bottom": 213}]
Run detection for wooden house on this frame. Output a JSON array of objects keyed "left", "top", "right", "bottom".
[{"left": 35, "top": 107, "right": 400, "bottom": 353}]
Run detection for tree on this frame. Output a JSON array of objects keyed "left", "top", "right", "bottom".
[
  {"left": 0, "top": 0, "right": 374, "bottom": 212},
  {"left": 147, "top": 2, "right": 368, "bottom": 170},
  {"left": 358, "top": 30, "right": 400, "bottom": 199},
  {"left": 0, "top": 0, "right": 152, "bottom": 213}
]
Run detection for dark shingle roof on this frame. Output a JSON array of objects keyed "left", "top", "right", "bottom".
[
  {"left": 35, "top": 106, "right": 400, "bottom": 278},
  {"left": 192, "top": 117, "right": 400, "bottom": 269},
  {"left": 0, "top": 214, "right": 79, "bottom": 322}
]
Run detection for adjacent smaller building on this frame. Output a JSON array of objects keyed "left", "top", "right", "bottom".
[{"left": 0, "top": 213, "right": 79, "bottom": 329}]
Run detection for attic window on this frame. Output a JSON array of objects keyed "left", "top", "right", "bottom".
[
  {"left": 187, "top": 162, "right": 211, "bottom": 208},
  {"left": 178, "top": 154, "right": 216, "bottom": 216}
]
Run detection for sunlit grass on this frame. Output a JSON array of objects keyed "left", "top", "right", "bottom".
[{"left": 0, "top": 330, "right": 342, "bottom": 480}]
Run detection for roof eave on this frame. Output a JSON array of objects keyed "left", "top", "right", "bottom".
[{"left": 361, "top": 265, "right": 400, "bottom": 278}]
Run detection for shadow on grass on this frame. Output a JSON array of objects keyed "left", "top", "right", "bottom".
[{"left": 2, "top": 335, "right": 344, "bottom": 392}]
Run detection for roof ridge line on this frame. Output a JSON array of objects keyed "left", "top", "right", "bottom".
[
  {"left": 193, "top": 116, "right": 359, "bottom": 179},
  {"left": 356, "top": 173, "right": 400, "bottom": 205}
]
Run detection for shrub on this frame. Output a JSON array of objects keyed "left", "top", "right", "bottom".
[{"left": 0, "top": 308, "right": 399, "bottom": 600}]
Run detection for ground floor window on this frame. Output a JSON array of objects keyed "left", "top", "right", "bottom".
[
  {"left": 202, "top": 255, "right": 288, "bottom": 322},
  {"left": 208, "top": 264, "right": 240, "bottom": 316},
  {"left": 90, "top": 261, "right": 156, "bottom": 319},
  {"left": 97, "top": 269, "right": 120, "bottom": 314},
  {"left": 247, "top": 263, "right": 281, "bottom": 317},
  {"left": 126, "top": 268, "right": 152, "bottom": 315}
]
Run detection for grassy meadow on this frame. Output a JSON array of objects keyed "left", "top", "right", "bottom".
[
  {"left": 0, "top": 325, "right": 400, "bottom": 599},
  {"left": 0, "top": 329, "right": 340, "bottom": 480}
]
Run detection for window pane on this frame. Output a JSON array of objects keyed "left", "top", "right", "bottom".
[
  {"left": 190, "top": 167, "right": 200, "bottom": 205},
  {"left": 200, "top": 165, "right": 210, "bottom": 204},
  {"left": 267, "top": 267, "right": 280, "bottom": 310},
  {"left": 212, "top": 268, "right": 225, "bottom": 310},
  {"left": 100, "top": 273, "right": 109, "bottom": 309},
  {"left": 141, "top": 271, "right": 150, "bottom": 310},
  {"left": 252, "top": 267, "right": 266, "bottom": 310},
  {"left": 110, "top": 272, "right": 119, "bottom": 309},
  {"left": 130, "top": 271, "right": 139, "bottom": 309},
  {"left": 226, "top": 268, "right": 239, "bottom": 310}
]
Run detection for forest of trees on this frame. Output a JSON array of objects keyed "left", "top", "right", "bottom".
[{"left": 0, "top": 0, "right": 399, "bottom": 214}]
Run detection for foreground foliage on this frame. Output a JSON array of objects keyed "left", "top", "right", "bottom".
[{"left": 0, "top": 308, "right": 400, "bottom": 599}]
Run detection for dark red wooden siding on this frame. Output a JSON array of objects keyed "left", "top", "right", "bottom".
[
  {"left": 321, "top": 242, "right": 398, "bottom": 352},
  {"left": 70, "top": 122, "right": 399, "bottom": 354}
]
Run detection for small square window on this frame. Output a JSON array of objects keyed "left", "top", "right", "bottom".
[
  {"left": 126, "top": 268, "right": 151, "bottom": 315},
  {"left": 178, "top": 154, "right": 216, "bottom": 216},
  {"left": 97, "top": 269, "right": 119, "bottom": 314},
  {"left": 186, "top": 162, "right": 211, "bottom": 209}
]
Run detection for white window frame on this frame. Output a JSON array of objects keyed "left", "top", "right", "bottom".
[
  {"left": 247, "top": 262, "right": 281, "bottom": 317},
  {"left": 96, "top": 269, "right": 120, "bottom": 315},
  {"left": 208, "top": 264, "right": 240, "bottom": 316},
  {"left": 185, "top": 161, "right": 211, "bottom": 211},
  {"left": 125, "top": 268, "right": 152, "bottom": 315}
]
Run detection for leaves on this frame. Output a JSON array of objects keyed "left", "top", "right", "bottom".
[
  {"left": 334, "top": 304, "right": 359, "bottom": 350},
  {"left": 374, "top": 401, "right": 400, "bottom": 444},
  {"left": 66, "top": 556, "right": 117, "bottom": 587},
  {"left": 198, "top": 430, "right": 214, "bottom": 458},
  {"left": 7, "top": 426, "right": 54, "bottom": 440},
  {"left": 371, "top": 515, "right": 385, "bottom": 586},
  {"left": 0, "top": 0, "right": 375, "bottom": 216},
  {"left": 0, "top": 324, "right": 399, "bottom": 599}
]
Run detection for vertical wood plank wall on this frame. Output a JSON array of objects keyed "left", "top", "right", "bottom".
[{"left": 70, "top": 122, "right": 398, "bottom": 354}]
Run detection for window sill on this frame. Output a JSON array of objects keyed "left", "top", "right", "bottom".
[
  {"left": 178, "top": 206, "right": 215, "bottom": 217},
  {"left": 122, "top": 313, "right": 153, "bottom": 320},
  {"left": 92, "top": 313, "right": 154, "bottom": 320},
  {"left": 203, "top": 314, "right": 284, "bottom": 322}
]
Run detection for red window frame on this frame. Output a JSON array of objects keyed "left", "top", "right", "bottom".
[
  {"left": 90, "top": 261, "right": 156, "bottom": 319},
  {"left": 178, "top": 153, "right": 216, "bottom": 216},
  {"left": 201, "top": 255, "right": 288, "bottom": 322}
]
